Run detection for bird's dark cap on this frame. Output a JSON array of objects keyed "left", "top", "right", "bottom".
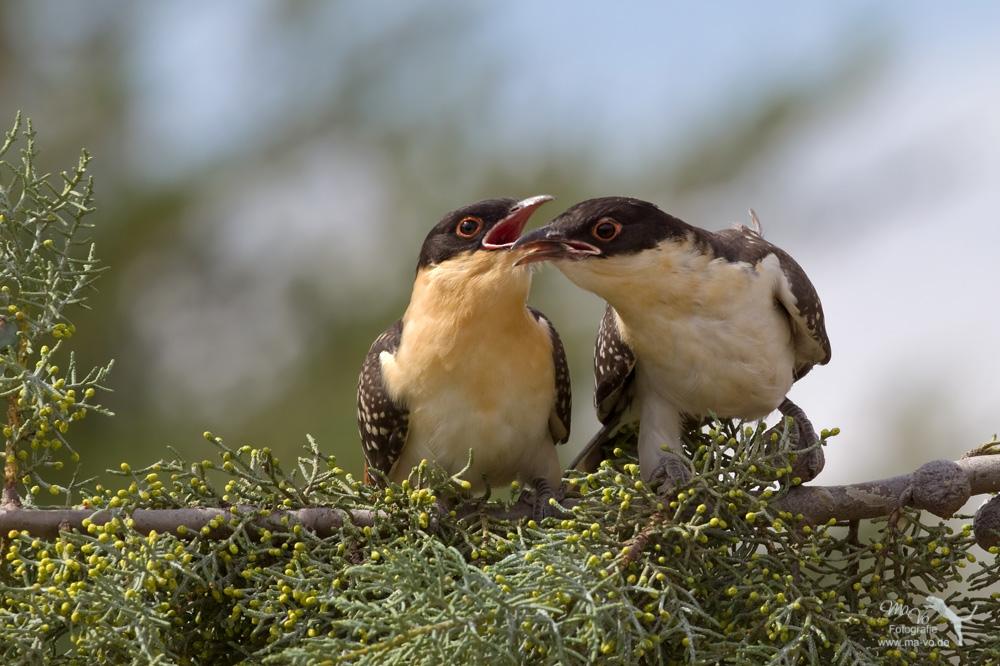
[
  {"left": 513, "top": 196, "right": 688, "bottom": 265},
  {"left": 417, "top": 195, "right": 553, "bottom": 270}
]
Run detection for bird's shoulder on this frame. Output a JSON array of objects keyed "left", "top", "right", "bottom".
[{"left": 705, "top": 224, "right": 831, "bottom": 375}]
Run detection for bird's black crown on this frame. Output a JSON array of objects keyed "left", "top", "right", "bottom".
[
  {"left": 545, "top": 197, "right": 693, "bottom": 257},
  {"left": 416, "top": 198, "right": 520, "bottom": 271}
]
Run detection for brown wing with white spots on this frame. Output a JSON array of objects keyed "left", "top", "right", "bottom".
[
  {"left": 569, "top": 304, "right": 637, "bottom": 472},
  {"left": 357, "top": 318, "right": 409, "bottom": 484},
  {"left": 594, "top": 303, "right": 636, "bottom": 424},
  {"left": 528, "top": 306, "right": 571, "bottom": 445},
  {"left": 709, "top": 225, "right": 831, "bottom": 380}
]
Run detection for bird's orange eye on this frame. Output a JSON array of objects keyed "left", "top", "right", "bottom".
[
  {"left": 592, "top": 218, "right": 621, "bottom": 241},
  {"left": 456, "top": 217, "right": 483, "bottom": 238}
]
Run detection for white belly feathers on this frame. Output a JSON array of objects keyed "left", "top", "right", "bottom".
[{"left": 562, "top": 242, "right": 796, "bottom": 418}]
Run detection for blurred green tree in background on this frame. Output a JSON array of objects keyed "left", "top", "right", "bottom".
[{"left": 0, "top": 2, "right": 882, "bottom": 487}]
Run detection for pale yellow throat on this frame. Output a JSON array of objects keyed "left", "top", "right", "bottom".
[{"left": 380, "top": 251, "right": 561, "bottom": 490}]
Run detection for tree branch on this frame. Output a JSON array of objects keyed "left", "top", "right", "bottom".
[
  {"left": 773, "top": 455, "right": 999, "bottom": 525},
  {"left": 0, "top": 505, "right": 379, "bottom": 540},
  {"left": 1, "top": 453, "right": 998, "bottom": 542}
]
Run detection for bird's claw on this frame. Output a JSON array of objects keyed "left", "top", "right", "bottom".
[
  {"left": 425, "top": 495, "right": 452, "bottom": 532},
  {"left": 524, "top": 478, "right": 565, "bottom": 521},
  {"left": 768, "top": 398, "right": 824, "bottom": 482},
  {"left": 650, "top": 453, "right": 692, "bottom": 496}
]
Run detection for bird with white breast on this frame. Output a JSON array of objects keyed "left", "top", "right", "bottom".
[{"left": 513, "top": 196, "right": 831, "bottom": 491}]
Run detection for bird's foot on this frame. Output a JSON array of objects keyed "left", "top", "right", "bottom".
[
  {"left": 650, "top": 452, "right": 693, "bottom": 497},
  {"left": 767, "top": 397, "right": 824, "bottom": 482},
  {"left": 425, "top": 495, "right": 453, "bottom": 533},
  {"left": 523, "top": 478, "right": 565, "bottom": 521}
]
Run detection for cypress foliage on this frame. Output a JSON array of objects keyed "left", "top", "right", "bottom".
[{"left": 2, "top": 115, "right": 999, "bottom": 666}]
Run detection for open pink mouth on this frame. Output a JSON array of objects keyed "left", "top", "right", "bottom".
[{"left": 481, "top": 195, "right": 554, "bottom": 249}]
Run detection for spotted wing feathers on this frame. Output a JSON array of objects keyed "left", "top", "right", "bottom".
[
  {"left": 593, "top": 304, "right": 636, "bottom": 423},
  {"left": 570, "top": 303, "right": 637, "bottom": 472},
  {"left": 357, "top": 318, "right": 409, "bottom": 484},
  {"left": 528, "top": 306, "right": 572, "bottom": 445}
]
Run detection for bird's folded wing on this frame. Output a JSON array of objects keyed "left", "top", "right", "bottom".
[
  {"left": 357, "top": 318, "right": 410, "bottom": 481},
  {"left": 709, "top": 226, "right": 831, "bottom": 379},
  {"left": 528, "top": 306, "right": 572, "bottom": 445},
  {"left": 570, "top": 304, "right": 637, "bottom": 471}
]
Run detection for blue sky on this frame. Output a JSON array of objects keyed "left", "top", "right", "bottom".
[{"left": 126, "top": 2, "right": 1000, "bottom": 178}]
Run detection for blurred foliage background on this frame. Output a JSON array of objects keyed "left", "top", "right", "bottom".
[{"left": 1, "top": 1, "right": 997, "bottom": 492}]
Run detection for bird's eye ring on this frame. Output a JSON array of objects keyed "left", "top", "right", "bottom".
[
  {"left": 592, "top": 218, "right": 621, "bottom": 241},
  {"left": 456, "top": 217, "right": 483, "bottom": 238}
]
